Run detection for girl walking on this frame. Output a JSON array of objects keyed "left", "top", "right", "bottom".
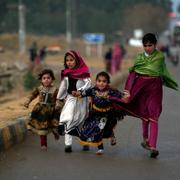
[
  {"left": 56, "top": 50, "right": 91, "bottom": 153},
  {"left": 24, "top": 69, "right": 60, "bottom": 150},
  {"left": 74, "top": 71, "right": 124, "bottom": 155},
  {"left": 119, "top": 33, "right": 178, "bottom": 158}
]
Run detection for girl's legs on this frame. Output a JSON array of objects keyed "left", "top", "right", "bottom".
[
  {"left": 142, "top": 120, "right": 149, "bottom": 145},
  {"left": 40, "top": 135, "right": 47, "bottom": 150},
  {"left": 149, "top": 120, "right": 158, "bottom": 149},
  {"left": 110, "top": 131, "right": 117, "bottom": 146},
  {"left": 142, "top": 119, "right": 159, "bottom": 158},
  {"left": 149, "top": 120, "right": 159, "bottom": 158},
  {"left": 142, "top": 119, "right": 158, "bottom": 149},
  {"left": 64, "top": 134, "right": 72, "bottom": 153},
  {"left": 52, "top": 129, "right": 60, "bottom": 140}
]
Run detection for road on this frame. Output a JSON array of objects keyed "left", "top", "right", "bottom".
[{"left": 0, "top": 63, "right": 180, "bottom": 180}]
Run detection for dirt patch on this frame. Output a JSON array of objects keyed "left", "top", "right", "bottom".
[{"left": 0, "top": 46, "right": 135, "bottom": 123}]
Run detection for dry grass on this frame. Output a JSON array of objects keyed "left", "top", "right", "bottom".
[{"left": 0, "top": 34, "right": 139, "bottom": 123}]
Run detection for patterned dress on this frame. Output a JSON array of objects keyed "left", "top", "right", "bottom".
[
  {"left": 79, "top": 86, "right": 123, "bottom": 146},
  {"left": 26, "top": 85, "right": 60, "bottom": 135}
]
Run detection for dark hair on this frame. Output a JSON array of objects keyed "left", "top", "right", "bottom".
[
  {"left": 96, "top": 71, "right": 110, "bottom": 83},
  {"left": 142, "top": 33, "right": 157, "bottom": 45},
  {"left": 38, "top": 69, "right": 55, "bottom": 80}
]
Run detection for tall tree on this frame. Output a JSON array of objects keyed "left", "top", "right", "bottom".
[{"left": 122, "top": 3, "right": 169, "bottom": 37}]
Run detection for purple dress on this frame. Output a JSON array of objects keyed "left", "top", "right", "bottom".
[
  {"left": 120, "top": 72, "right": 163, "bottom": 121},
  {"left": 79, "top": 86, "right": 124, "bottom": 146}
]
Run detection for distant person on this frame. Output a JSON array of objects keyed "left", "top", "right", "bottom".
[
  {"left": 39, "top": 46, "right": 47, "bottom": 62},
  {"left": 24, "top": 69, "right": 61, "bottom": 150},
  {"left": 111, "top": 43, "right": 123, "bottom": 75},
  {"left": 29, "top": 41, "right": 38, "bottom": 64},
  {"left": 104, "top": 48, "right": 112, "bottom": 73},
  {"left": 56, "top": 50, "right": 91, "bottom": 153},
  {"left": 117, "top": 33, "right": 178, "bottom": 158}
]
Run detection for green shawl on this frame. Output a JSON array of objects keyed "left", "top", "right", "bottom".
[{"left": 129, "top": 50, "right": 178, "bottom": 90}]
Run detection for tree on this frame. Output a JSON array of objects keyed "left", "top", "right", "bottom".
[
  {"left": 122, "top": 3, "right": 169, "bottom": 37},
  {"left": 0, "top": 0, "right": 7, "bottom": 33}
]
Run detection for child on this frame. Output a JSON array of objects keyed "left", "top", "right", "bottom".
[
  {"left": 56, "top": 50, "right": 91, "bottom": 153},
  {"left": 74, "top": 71, "right": 124, "bottom": 155},
  {"left": 119, "top": 33, "right": 178, "bottom": 158},
  {"left": 24, "top": 69, "right": 61, "bottom": 150}
]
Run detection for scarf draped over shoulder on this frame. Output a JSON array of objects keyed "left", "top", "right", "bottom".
[{"left": 129, "top": 50, "right": 178, "bottom": 90}]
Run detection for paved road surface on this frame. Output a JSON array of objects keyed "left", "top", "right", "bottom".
[{"left": 0, "top": 63, "right": 179, "bottom": 180}]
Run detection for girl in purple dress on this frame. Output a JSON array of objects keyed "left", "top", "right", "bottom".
[
  {"left": 74, "top": 71, "right": 124, "bottom": 155},
  {"left": 118, "top": 33, "right": 178, "bottom": 158}
]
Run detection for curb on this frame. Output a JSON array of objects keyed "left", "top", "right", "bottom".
[{"left": 0, "top": 117, "right": 28, "bottom": 151}]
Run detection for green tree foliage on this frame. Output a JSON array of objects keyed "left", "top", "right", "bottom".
[
  {"left": 0, "top": 0, "right": 8, "bottom": 32},
  {"left": 122, "top": 3, "right": 169, "bottom": 37},
  {"left": 1, "top": 0, "right": 171, "bottom": 39}
]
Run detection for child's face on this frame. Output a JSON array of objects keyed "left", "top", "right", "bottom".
[
  {"left": 96, "top": 76, "right": 108, "bottom": 90},
  {"left": 66, "top": 55, "right": 76, "bottom": 69},
  {"left": 41, "top": 74, "right": 53, "bottom": 87},
  {"left": 143, "top": 42, "right": 156, "bottom": 55}
]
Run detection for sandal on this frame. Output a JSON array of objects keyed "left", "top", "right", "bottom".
[
  {"left": 150, "top": 149, "right": 159, "bottom": 158},
  {"left": 96, "top": 149, "right": 104, "bottom": 155}
]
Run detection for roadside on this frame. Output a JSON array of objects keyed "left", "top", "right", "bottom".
[{"left": 0, "top": 50, "right": 133, "bottom": 151}]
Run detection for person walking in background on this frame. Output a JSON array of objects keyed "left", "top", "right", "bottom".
[
  {"left": 111, "top": 42, "right": 123, "bottom": 75},
  {"left": 24, "top": 69, "right": 61, "bottom": 150},
  {"left": 118, "top": 33, "right": 178, "bottom": 158},
  {"left": 104, "top": 47, "right": 112, "bottom": 73},
  {"left": 73, "top": 71, "right": 124, "bottom": 155},
  {"left": 29, "top": 41, "right": 38, "bottom": 65},
  {"left": 39, "top": 46, "right": 47, "bottom": 62},
  {"left": 56, "top": 50, "right": 91, "bottom": 153}
]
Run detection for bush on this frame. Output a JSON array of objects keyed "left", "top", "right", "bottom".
[{"left": 23, "top": 71, "right": 38, "bottom": 90}]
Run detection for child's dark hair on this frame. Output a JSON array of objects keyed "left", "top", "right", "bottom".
[
  {"left": 96, "top": 71, "right": 110, "bottom": 83},
  {"left": 142, "top": 33, "right": 157, "bottom": 45},
  {"left": 38, "top": 69, "right": 55, "bottom": 80}
]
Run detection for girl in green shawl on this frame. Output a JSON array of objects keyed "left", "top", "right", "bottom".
[{"left": 121, "top": 33, "right": 178, "bottom": 158}]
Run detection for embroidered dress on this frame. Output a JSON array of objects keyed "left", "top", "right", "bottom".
[
  {"left": 27, "top": 85, "right": 59, "bottom": 135},
  {"left": 79, "top": 86, "right": 123, "bottom": 146}
]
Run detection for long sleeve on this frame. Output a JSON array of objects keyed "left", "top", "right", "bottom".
[
  {"left": 56, "top": 78, "right": 68, "bottom": 100},
  {"left": 24, "top": 87, "right": 39, "bottom": 107},
  {"left": 27, "top": 87, "right": 39, "bottom": 102},
  {"left": 77, "top": 78, "right": 91, "bottom": 91}
]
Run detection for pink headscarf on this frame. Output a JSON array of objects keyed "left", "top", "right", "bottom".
[{"left": 61, "top": 50, "right": 90, "bottom": 80}]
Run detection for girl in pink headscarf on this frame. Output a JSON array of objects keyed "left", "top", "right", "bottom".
[
  {"left": 56, "top": 50, "right": 91, "bottom": 153},
  {"left": 111, "top": 43, "right": 123, "bottom": 75}
]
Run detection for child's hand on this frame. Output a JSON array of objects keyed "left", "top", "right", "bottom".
[
  {"left": 121, "top": 90, "right": 130, "bottom": 103},
  {"left": 72, "top": 91, "right": 81, "bottom": 97}
]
